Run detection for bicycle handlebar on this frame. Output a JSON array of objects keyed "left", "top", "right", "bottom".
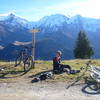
[
  {"left": 23, "top": 46, "right": 33, "bottom": 50},
  {"left": 80, "top": 60, "right": 92, "bottom": 71},
  {"left": 85, "top": 60, "right": 92, "bottom": 66}
]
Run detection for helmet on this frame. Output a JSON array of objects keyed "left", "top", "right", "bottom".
[{"left": 56, "top": 50, "right": 62, "bottom": 55}]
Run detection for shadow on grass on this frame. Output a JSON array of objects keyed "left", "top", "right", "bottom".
[
  {"left": 0, "top": 70, "right": 28, "bottom": 79},
  {"left": 0, "top": 64, "right": 31, "bottom": 79}
]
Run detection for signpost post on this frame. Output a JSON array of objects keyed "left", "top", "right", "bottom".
[{"left": 30, "top": 28, "right": 39, "bottom": 67}]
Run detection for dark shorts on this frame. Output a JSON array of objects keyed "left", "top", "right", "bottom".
[
  {"left": 53, "top": 64, "right": 71, "bottom": 74},
  {"left": 60, "top": 64, "right": 71, "bottom": 70}
]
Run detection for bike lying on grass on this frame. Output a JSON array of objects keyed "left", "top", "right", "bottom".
[
  {"left": 15, "top": 46, "right": 34, "bottom": 72},
  {"left": 89, "top": 62, "right": 100, "bottom": 84},
  {"left": 83, "top": 60, "right": 100, "bottom": 91},
  {"left": 66, "top": 60, "right": 100, "bottom": 91}
]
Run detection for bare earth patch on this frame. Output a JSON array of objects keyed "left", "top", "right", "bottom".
[{"left": 0, "top": 80, "right": 100, "bottom": 100}]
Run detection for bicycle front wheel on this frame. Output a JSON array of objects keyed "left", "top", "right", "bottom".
[
  {"left": 24, "top": 56, "right": 34, "bottom": 72},
  {"left": 15, "top": 55, "right": 22, "bottom": 67}
]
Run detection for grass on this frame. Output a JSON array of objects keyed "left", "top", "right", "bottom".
[{"left": 0, "top": 59, "right": 100, "bottom": 83}]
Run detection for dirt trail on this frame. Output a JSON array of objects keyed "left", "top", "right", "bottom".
[{"left": 0, "top": 80, "right": 100, "bottom": 100}]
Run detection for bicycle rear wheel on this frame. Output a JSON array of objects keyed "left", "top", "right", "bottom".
[{"left": 24, "top": 56, "right": 34, "bottom": 72}]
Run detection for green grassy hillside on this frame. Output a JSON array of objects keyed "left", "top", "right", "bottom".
[{"left": 0, "top": 59, "right": 100, "bottom": 83}]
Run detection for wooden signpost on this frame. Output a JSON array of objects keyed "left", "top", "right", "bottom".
[{"left": 30, "top": 28, "right": 39, "bottom": 67}]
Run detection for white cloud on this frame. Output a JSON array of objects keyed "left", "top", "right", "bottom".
[
  {"left": 42, "top": 0, "right": 100, "bottom": 18},
  {"left": 0, "top": 0, "right": 100, "bottom": 21},
  {"left": 26, "top": 0, "right": 100, "bottom": 20},
  {"left": 71, "top": 0, "right": 100, "bottom": 18}
]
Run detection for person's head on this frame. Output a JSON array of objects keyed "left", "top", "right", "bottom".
[{"left": 56, "top": 50, "right": 62, "bottom": 57}]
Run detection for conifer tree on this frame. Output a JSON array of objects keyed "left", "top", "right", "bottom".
[{"left": 74, "top": 31, "right": 94, "bottom": 59}]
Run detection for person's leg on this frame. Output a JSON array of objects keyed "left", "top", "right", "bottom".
[
  {"left": 61, "top": 64, "right": 71, "bottom": 71},
  {"left": 53, "top": 66, "right": 61, "bottom": 74},
  {"left": 65, "top": 65, "right": 71, "bottom": 70}
]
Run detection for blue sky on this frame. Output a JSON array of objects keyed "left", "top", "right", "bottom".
[{"left": 0, "top": 0, "right": 100, "bottom": 21}]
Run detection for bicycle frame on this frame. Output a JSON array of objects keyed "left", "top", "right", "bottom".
[
  {"left": 20, "top": 46, "right": 32, "bottom": 61},
  {"left": 15, "top": 46, "right": 32, "bottom": 64},
  {"left": 83, "top": 60, "right": 100, "bottom": 84},
  {"left": 89, "top": 65, "right": 100, "bottom": 83}
]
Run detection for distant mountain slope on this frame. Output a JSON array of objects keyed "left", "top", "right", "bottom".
[
  {"left": 0, "top": 38, "right": 73, "bottom": 60},
  {"left": 0, "top": 13, "right": 31, "bottom": 46},
  {"left": 0, "top": 24, "right": 31, "bottom": 46},
  {"left": 0, "top": 13, "right": 100, "bottom": 60}
]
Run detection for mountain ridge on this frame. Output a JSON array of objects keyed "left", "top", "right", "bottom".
[{"left": 0, "top": 13, "right": 100, "bottom": 60}]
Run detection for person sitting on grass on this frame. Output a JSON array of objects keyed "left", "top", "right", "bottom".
[{"left": 53, "top": 50, "right": 72, "bottom": 74}]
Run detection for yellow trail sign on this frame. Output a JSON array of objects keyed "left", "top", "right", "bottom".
[{"left": 30, "top": 29, "right": 39, "bottom": 33}]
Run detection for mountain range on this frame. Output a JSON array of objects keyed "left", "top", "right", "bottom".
[{"left": 0, "top": 13, "right": 100, "bottom": 60}]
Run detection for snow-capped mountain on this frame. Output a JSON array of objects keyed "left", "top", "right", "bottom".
[
  {"left": 32, "top": 14, "right": 100, "bottom": 33},
  {"left": 27, "top": 14, "right": 70, "bottom": 31},
  {"left": 0, "top": 13, "right": 31, "bottom": 47},
  {"left": 36, "top": 14, "right": 69, "bottom": 27},
  {"left": 27, "top": 14, "right": 100, "bottom": 38},
  {"left": 0, "top": 13, "right": 28, "bottom": 27},
  {"left": 1, "top": 13, "right": 100, "bottom": 32},
  {"left": 69, "top": 15, "right": 100, "bottom": 32},
  {"left": 0, "top": 13, "right": 100, "bottom": 60}
]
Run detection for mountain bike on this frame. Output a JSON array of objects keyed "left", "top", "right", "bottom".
[
  {"left": 66, "top": 60, "right": 100, "bottom": 90},
  {"left": 15, "top": 46, "right": 34, "bottom": 72},
  {"left": 79, "top": 60, "right": 100, "bottom": 83}
]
